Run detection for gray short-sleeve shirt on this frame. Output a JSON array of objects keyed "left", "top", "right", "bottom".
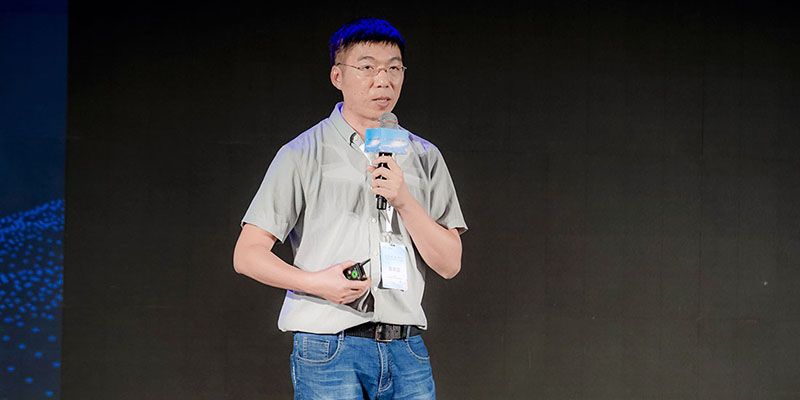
[{"left": 242, "top": 102, "right": 467, "bottom": 334}]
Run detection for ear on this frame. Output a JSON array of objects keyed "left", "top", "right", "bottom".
[{"left": 330, "top": 65, "right": 343, "bottom": 90}]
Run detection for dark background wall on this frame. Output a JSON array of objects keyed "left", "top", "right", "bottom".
[{"left": 63, "top": 1, "right": 800, "bottom": 399}]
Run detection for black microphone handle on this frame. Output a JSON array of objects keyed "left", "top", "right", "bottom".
[{"left": 376, "top": 152, "right": 391, "bottom": 210}]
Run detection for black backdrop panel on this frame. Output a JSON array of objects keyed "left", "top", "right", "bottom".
[{"left": 64, "top": 2, "right": 800, "bottom": 399}]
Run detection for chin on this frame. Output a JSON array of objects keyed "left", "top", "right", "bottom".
[
  {"left": 376, "top": 104, "right": 396, "bottom": 114},
  {"left": 370, "top": 109, "right": 390, "bottom": 119}
]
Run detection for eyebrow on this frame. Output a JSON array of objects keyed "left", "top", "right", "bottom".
[{"left": 356, "top": 55, "right": 403, "bottom": 63}]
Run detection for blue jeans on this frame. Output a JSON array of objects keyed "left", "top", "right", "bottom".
[{"left": 290, "top": 331, "right": 436, "bottom": 400}]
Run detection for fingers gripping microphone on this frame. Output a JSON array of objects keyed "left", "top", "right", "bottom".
[
  {"left": 365, "top": 112, "right": 409, "bottom": 210},
  {"left": 376, "top": 112, "right": 398, "bottom": 210}
]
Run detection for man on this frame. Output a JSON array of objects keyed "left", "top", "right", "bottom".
[{"left": 233, "top": 18, "right": 467, "bottom": 399}]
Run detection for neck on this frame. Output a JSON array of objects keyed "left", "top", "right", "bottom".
[{"left": 341, "top": 105, "right": 380, "bottom": 140}]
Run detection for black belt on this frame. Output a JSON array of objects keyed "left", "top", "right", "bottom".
[{"left": 344, "top": 322, "right": 422, "bottom": 342}]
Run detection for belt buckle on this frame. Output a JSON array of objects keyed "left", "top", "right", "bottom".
[{"left": 374, "top": 324, "right": 395, "bottom": 342}]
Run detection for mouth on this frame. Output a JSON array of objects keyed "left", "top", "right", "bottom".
[{"left": 373, "top": 97, "right": 392, "bottom": 107}]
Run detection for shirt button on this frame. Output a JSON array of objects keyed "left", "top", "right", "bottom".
[{"left": 371, "top": 218, "right": 376, "bottom": 223}]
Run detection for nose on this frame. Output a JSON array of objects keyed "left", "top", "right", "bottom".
[{"left": 374, "top": 68, "right": 390, "bottom": 86}]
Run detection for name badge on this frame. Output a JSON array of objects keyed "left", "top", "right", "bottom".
[{"left": 380, "top": 242, "right": 408, "bottom": 291}]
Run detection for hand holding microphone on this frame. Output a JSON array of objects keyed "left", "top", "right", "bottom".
[{"left": 368, "top": 154, "right": 412, "bottom": 209}]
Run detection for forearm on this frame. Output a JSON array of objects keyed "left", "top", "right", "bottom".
[
  {"left": 233, "top": 224, "right": 371, "bottom": 304},
  {"left": 395, "top": 199, "right": 462, "bottom": 279},
  {"left": 233, "top": 243, "right": 313, "bottom": 293}
]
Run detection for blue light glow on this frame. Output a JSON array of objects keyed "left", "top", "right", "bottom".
[{"left": 0, "top": 200, "right": 63, "bottom": 399}]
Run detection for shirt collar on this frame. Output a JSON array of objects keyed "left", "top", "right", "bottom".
[{"left": 329, "top": 102, "right": 362, "bottom": 146}]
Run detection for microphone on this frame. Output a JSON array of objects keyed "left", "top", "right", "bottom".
[
  {"left": 376, "top": 112, "right": 398, "bottom": 210},
  {"left": 364, "top": 112, "right": 408, "bottom": 210}
]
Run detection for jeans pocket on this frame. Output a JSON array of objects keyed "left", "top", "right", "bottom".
[
  {"left": 294, "top": 333, "right": 342, "bottom": 363},
  {"left": 404, "top": 335, "right": 430, "bottom": 361}
]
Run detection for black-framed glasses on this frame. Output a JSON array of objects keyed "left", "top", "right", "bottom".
[{"left": 335, "top": 63, "right": 407, "bottom": 78}]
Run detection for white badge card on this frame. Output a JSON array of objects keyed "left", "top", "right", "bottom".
[{"left": 380, "top": 242, "right": 408, "bottom": 291}]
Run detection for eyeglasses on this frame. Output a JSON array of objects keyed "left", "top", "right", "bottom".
[{"left": 335, "top": 63, "right": 407, "bottom": 78}]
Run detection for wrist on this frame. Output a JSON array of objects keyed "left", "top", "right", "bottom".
[
  {"left": 295, "top": 269, "right": 318, "bottom": 295},
  {"left": 393, "top": 192, "right": 420, "bottom": 214}
]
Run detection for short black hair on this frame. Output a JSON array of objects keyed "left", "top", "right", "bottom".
[{"left": 328, "top": 18, "right": 406, "bottom": 66}]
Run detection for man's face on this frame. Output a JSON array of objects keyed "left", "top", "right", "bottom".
[{"left": 331, "top": 42, "right": 404, "bottom": 126}]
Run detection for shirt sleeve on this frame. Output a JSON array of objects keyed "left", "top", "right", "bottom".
[
  {"left": 241, "top": 145, "right": 304, "bottom": 242},
  {"left": 427, "top": 147, "right": 468, "bottom": 235}
]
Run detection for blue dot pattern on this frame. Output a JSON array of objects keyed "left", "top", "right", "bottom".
[{"left": 0, "top": 200, "right": 63, "bottom": 400}]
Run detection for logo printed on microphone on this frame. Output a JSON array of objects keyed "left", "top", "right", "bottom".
[{"left": 364, "top": 128, "right": 409, "bottom": 154}]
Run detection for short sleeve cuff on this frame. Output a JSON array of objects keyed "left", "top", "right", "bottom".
[
  {"left": 438, "top": 218, "right": 468, "bottom": 235},
  {"left": 241, "top": 212, "right": 291, "bottom": 243}
]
